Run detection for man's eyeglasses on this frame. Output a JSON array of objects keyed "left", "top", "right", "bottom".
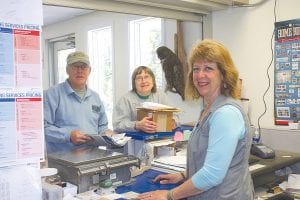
[
  {"left": 135, "top": 75, "right": 151, "bottom": 82},
  {"left": 69, "top": 65, "right": 90, "bottom": 71}
]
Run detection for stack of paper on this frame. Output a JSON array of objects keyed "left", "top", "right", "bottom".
[
  {"left": 141, "top": 102, "right": 179, "bottom": 111},
  {"left": 151, "top": 155, "right": 186, "bottom": 172},
  {"left": 88, "top": 133, "right": 131, "bottom": 147},
  {"left": 103, "top": 133, "right": 131, "bottom": 147},
  {"left": 142, "top": 102, "right": 174, "bottom": 109},
  {"left": 286, "top": 174, "right": 300, "bottom": 195}
]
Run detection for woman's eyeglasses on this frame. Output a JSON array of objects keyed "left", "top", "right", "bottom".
[{"left": 135, "top": 75, "right": 151, "bottom": 82}]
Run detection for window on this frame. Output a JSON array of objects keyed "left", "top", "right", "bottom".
[
  {"left": 48, "top": 35, "right": 75, "bottom": 85},
  {"left": 130, "top": 17, "right": 163, "bottom": 87},
  {"left": 57, "top": 48, "right": 75, "bottom": 83},
  {"left": 88, "top": 27, "right": 113, "bottom": 128}
]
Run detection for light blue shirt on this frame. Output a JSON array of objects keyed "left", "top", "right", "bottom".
[
  {"left": 44, "top": 80, "right": 108, "bottom": 153},
  {"left": 191, "top": 105, "right": 245, "bottom": 190}
]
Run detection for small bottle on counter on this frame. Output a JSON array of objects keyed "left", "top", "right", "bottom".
[{"left": 252, "top": 128, "right": 260, "bottom": 144}]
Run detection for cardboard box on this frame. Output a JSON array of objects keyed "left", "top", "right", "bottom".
[
  {"left": 144, "top": 139, "right": 176, "bottom": 165},
  {"left": 137, "top": 108, "right": 179, "bottom": 132}
]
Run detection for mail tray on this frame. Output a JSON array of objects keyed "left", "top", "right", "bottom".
[{"left": 47, "top": 146, "right": 140, "bottom": 193}]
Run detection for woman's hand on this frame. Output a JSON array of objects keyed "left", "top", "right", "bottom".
[
  {"left": 135, "top": 117, "right": 157, "bottom": 133},
  {"left": 154, "top": 173, "right": 184, "bottom": 184},
  {"left": 137, "top": 190, "right": 168, "bottom": 200},
  {"left": 171, "top": 119, "right": 177, "bottom": 130}
]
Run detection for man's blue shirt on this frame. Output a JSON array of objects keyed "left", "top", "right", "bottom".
[{"left": 44, "top": 80, "right": 108, "bottom": 153}]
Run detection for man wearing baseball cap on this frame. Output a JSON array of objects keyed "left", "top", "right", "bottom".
[{"left": 44, "top": 51, "right": 113, "bottom": 153}]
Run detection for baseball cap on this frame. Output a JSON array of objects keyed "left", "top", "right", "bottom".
[{"left": 67, "top": 51, "right": 90, "bottom": 66}]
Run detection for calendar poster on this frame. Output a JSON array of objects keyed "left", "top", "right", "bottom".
[{"left": 274, "top": 19, "right": 300, "bottom": 125}]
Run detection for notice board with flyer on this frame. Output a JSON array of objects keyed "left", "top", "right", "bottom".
[
  {"left": 274, "top": 19, "right": 300, "bottom": 125},
  {"left": 0, "top": 0, "right": 44, "bottom": 199}
]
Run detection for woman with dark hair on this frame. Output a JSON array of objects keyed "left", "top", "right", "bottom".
[{"left": 113, "top": 66, "right": 172, "bottom": 133}]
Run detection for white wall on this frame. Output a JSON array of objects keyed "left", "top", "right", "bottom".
[
  {"left": 166, "top": 21, "right": 204, "bottom": 124},
  {"left": 260, "top": 128, "right": 300, "bottom": 153},
  {"left": 212, "top": 0, "right": 300, "bottom": 129},
  {"left": 42, "top": 11, "right": 203, "bottom": 125}
]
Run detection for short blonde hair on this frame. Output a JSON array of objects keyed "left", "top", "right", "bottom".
[{"left": 185, "top": 39, "right": 240, "bottom": 100}]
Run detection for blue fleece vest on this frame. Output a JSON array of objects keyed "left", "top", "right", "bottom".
[{"left": 186, "top": 95, "right": 254, "bottom": 200}]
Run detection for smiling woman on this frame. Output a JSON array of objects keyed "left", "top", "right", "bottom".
[{"left": 112, "top": 66, "right": 173, "bottom": 134}]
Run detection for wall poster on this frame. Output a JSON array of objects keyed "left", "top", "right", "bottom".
[
  {"left": 0, "top": 1, "right": 43, "bottom": 199},
  {"left": 274, "top": 19, "right": 300, "bottom": 125},
  {"left": 0, "top": 23, "right": 44, "bottom": 167}
]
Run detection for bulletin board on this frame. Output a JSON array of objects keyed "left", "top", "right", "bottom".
[
  {"left": 0, "top": 1, "right": 44, "bottom": 166},
  {"left": 274, "top": 19, "right": 300, "bottom": 125},
  {"left": 0, "top": 1, "right": 44, "bottom": 199}
]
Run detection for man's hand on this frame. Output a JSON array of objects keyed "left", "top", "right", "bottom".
[
  {"left": 70, "top": 130, "right": 91, "bottom": 145},
  {"left": 103, "top": 129, "right": 115, "bottom": 137}
]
